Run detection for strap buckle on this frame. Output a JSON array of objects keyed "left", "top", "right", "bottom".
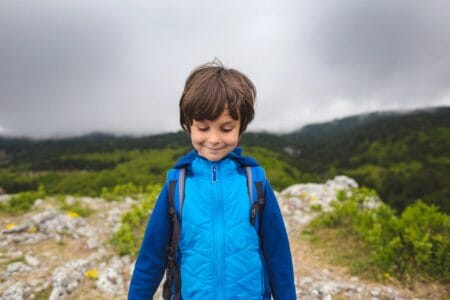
[{"left": 250, "top": 207, "right": 257, "bottom": 225}]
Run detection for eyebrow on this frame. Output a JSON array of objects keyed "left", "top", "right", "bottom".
[{"left": 221, "top": 121, "right": 237, "bottom": 126}]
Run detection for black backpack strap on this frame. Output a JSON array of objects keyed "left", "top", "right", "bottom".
[
  {"left": 163, "top": 174, "right": 182, "bottom": 300},
  {"left": 246, "top": 166, "right": 266, "bottom": 227},
  {"left": 250, "top": 181, "right": 265, "bottom": 226}
]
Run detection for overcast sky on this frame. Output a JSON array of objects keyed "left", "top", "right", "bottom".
[{"left": 1, "top": 0, "right": 449, "bottom": 138}]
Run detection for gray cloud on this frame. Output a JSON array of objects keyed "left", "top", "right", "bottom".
[
  {"left": 1, "top": 0, "right": 449, "bottom": 137},
  {"left": 310, "top": 1, "right": 450, "bottom": 101}
]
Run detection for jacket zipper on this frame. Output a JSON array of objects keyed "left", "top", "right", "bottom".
[
  {"left": 212, "top": 163, "right": 224, "bottom": 300},
  {"left": 212, "top": 164, "right": 217, "bottom": 182}
]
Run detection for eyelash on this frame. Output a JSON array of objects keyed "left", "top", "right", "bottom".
[{"left": 197, "top": 127, "right": 233, "bottom": 132}]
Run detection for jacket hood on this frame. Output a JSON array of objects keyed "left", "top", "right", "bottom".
[{"left": 173, "top": 147, "right": 259, "bottom": 169}]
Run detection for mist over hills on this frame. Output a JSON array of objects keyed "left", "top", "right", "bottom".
[
  {"left": 1, "top": 106, "right": 449, "bottom": 213},
  {"left": 1, "top": 106, "right": 448, "bottom": 146}
]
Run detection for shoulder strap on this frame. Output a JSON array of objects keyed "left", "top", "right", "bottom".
[
  {"left": 245, "top": 166, "right": 266, "bottom": 229},
  {"left": 163, "top": 168, "right": 185, "bottom": 300},
  {"left": 165, "top": 168, "right": 186, "bottom": 218}
]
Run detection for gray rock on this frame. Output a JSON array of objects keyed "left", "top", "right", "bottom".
[
  {"left": 109, "top": 256, "right": 124, "bottom": 270},
  {"left": 96, "top": 267, "right": 124, "bottom": 294},
  {"left": 25, "top": 253, "right": 40, "bottom": 267},
  {"left": 295, "top": 275, "right": 402, "bottom": 299},
  {"left": 107, "top": 208, "right": 122, "bottom": 225},
  {"left": 22, "top": 233, "right": 48, "bottom": 244},
  {"left": 1, "top": 282, "right": 26, "bottom": 300},
  {"left": 2, "top": 224, "right": 29, "bottom": 234},
  {"left": 6, "top": 262, "right": 31, "bottom": 274},
  {"left": 319, "top": 281, "right": 339, "bottom": 295},
  {"left": 49, "top": 259, "right": 92, "bottom": 300},
  {"left": 65, "top": 196, "right": 75, "bottom": 205},
  {"left": 0, "top": 240, "right": 10, "bottom": 248},
  {"left": 39, "top": 214, "right": 86, "bottom": 237},
  {"left": 28, "top": 279, "right": 42, "bottom": 288},
  {"left": 78, "top": 196, "right": 101, "bottom": 209},
  {"left": 87, "top": 248, "right": 107, "bottom": 262},
  {"left": 326, "top": 175, "right": 358, "bottom": 189},
  {"left": 86, "top": 238, "right": 100, "bottom": 250},
  {"left": 96, "top": 256, "right": 125, "bottom": 294},
  {"left": 124, "top": 196, "right": 135, "bottom": 204},
  {"left": 310, "top": 289, "right": 319, "bottom": 296},
  {"left": 32, "top": 199, "right": 44, "bottom": 208},
  {"left": 30, "top": 209, "right": 58, "bottom": 225},
  {"left": 76, "top": 225, "right": 96, "bottom": 238}
]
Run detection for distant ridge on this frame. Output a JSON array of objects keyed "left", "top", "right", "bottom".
[
  {"left": 289, "top": 106, "right": 450, "bottom": 140},
  {"left": 1, "top": 106, "right": 448, "bottom": 141}
]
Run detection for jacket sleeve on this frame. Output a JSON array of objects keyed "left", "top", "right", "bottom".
[
  {"left": 128, "top": 183, "right": 170, "bottom": 299},
  {"left": 261, "top": 180, "right": 296, "bottom": 300}
]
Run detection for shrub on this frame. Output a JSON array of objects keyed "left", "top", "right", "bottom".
[
  {"left": 101, "top": 182, "right": 142, "bottom": 201},
  {"left": 308, "top": 187, "right": 450, "bottom": 281},
  {"left": 0, "top": 184, "right": 46, "bottom": 214}
]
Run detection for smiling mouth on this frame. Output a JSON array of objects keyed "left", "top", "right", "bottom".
[{"left": 206, "top": 147, "right": 223, "bottom": 151}]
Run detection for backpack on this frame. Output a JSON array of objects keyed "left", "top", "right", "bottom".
[{"left": 162, "top": 165, "right": 267, "bottom": 300}]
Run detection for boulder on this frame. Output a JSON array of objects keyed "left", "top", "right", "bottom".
[
  {"left": 96, "top": 256, "right": 125, "bottom": 294},
  {"left": 1, "top": 282, "right": 27, "bottom": 300},
  {"left": 49, "top": 259, "right": 92, "bottom": 300},
  {"left": 6, "top": 262, "right": 32, "bottom": 274}
]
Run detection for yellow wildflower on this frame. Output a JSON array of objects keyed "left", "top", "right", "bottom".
[
  {"left": 66, "top": 211, "right": 80, "bottom": 218},
  {"left": 5, "top": 223, "right": 16, "bottom": 230},
  {"left": 85, "top": 268, "right": 99, "bottom": 279}
]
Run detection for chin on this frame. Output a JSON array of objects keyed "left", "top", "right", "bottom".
[
  {"left": 198, "top": 150, "right": 225, "bottom": 161},
  {"left": 203, "top": 154, "right": 223, "bottom": 161}
]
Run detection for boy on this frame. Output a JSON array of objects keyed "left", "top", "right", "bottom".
[{"left": 128, "top": 61, "right": 296, "bottom": 299}]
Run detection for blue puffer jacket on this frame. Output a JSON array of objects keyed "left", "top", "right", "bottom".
[{"left": 128, "top": 148, "right": 296, "bottom": 299}]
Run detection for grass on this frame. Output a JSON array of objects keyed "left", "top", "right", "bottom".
[
  {"left": 0, "top": 256, "right": 25, "bottom": 270},
  {"left": 302, "top": 227, "right": 396, "bottom": 283},
  {"left": 34, "top": 287, "right": 52, "bottom": 300}
]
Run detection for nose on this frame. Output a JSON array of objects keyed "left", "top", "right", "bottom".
[{"left": 208, "top": 130, "right": 220, "bottom": 145}]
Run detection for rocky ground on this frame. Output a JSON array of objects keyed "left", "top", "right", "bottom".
[{"left": 0, "top": 176, "right": 448, "bottom": 299}]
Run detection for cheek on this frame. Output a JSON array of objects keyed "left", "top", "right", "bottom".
[
  {"left": 190, "top": 132, "right": 205, "bottom": 145},
  {"left": 224, "top": 133, "right": 239, "bottom": 146}
]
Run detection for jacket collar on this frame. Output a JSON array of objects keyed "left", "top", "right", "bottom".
[{"left": 173, "top": 147, "right": 259, "bottom": 169}]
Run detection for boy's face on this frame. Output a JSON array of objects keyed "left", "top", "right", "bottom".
[{"left": 190, "top": 109, "right": 240, "bottom": 162}]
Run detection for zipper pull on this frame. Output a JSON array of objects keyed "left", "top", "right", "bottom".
[{"left": 212, "top": 164, "right": 217, "bottom": 182}]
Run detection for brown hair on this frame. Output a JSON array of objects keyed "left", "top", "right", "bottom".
[{"left": 179, "top": 59, "right": 256, "bottom": 135}]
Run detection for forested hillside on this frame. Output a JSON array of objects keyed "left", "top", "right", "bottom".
[
  {"left": 1, "top": 106, "right": 449, "bottom": 214},
  {"left": 283, "top": 106, "right": 450, "bottom": 213}
]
